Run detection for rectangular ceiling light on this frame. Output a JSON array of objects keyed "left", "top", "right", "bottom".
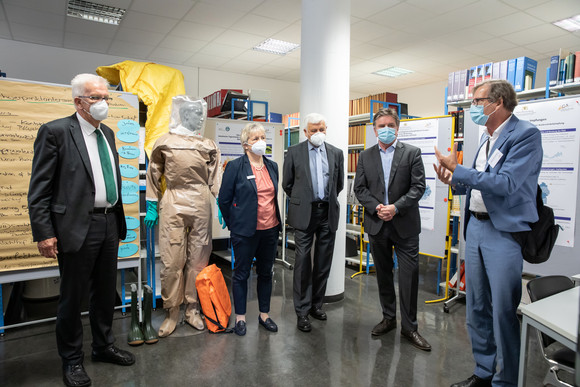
[
  {"left": 553, "top": 14, "right": 580, "bottom": 31},
  {"left": 373, "top": 66, "right": 414, "bottom": 78},
  {"left": 67, "top": 0, "right": 126, "bottom": 25},
  {"left": 253, "top": 38, "right": 300, "bottom": 55}
]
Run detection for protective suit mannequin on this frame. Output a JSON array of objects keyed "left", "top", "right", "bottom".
[{"left": 145, "top": 96, "right": 222, "bottom": 337}]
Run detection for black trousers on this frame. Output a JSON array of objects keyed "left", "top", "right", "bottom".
[
  {"left": 230, "top": 227, "right": 279, "bottom": 316},
  {"left": 293, "top": 205, "right": 336, "bottom": 316},
  {"left": 56, "top": 212, "right": 119, "bottom": 365},
  {"left": 368, "top": 222, "right": 419, "bottom": 332}
]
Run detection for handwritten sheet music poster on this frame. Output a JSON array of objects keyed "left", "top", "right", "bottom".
[{"left": 0, "top": 79, "right": 140, "bottom": 272}]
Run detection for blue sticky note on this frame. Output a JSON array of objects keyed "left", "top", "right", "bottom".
[
  {"left": 116, "top": 120, "right": 140, "bottom": 143},
  {"left": 125, "top": 216, "right": 140, "bottom": 230},
  {"left": 118, "top": 243, "right": 139, "bottom": 258},
  {"left": 119, "top": 145, "right": 139, "bottom": 159},
  {"left": 119, "top": 164, "right": 139, "bottom": 178},
  {"left": 122, "top": 180, "right": 139, "bottom": 204},
  {"left": 122, "top": 230, "right": 137, "bottom": 243}
]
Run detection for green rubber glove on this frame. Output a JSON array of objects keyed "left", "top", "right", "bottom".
[
  {"left": 216, "top": 197, "right": 226, "bottom": 229},
  {"left": 144, "top": 200, "right": 159, "bottom": 228}
]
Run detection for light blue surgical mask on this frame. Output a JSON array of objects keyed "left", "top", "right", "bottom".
[
  {"left": 377, "top": 127, "right": 397, "bottom": 145},
  {"left": 470, "top": 102, "right": 496, "bottom": 126}
]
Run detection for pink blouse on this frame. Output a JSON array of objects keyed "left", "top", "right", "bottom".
[{"left": 251, "top": 164, "right": 279, "bottom": 230}]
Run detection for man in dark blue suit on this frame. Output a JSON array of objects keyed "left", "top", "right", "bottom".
[
  {"left": 28, "top": 74, "right": 134, "bottom": 387},
  {"left": 435, "top": 80, "right": 543, "bottom": 387},
  {"left": 282, "top": 113, "right": 344, "bottom": 332}
]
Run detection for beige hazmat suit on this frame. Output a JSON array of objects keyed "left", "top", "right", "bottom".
[{"left": 146, "top": 96, "right": 221, "bottom": 336}]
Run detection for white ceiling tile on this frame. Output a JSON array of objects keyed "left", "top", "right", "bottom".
[
  {"left": 183, "top": 2, "right": 246, "bottom": 28},
  {"left": 484, "top": 47, "right": 542, "bottom": 63},
  {"left": 350, "top": 0, "right": 401, "bottom": 19},
  {"left": 218, "top": 59, "right": 262, "bottom": 74},
  {"left": 350, "top": 60, "right": 385, "bottom": 74},
  {"left": 525, "top": 0, "right": 580, "bottom": 22},
  {"left": 251, "top": 1, "right": 301, "bottom": 22},
  {"left": 460, "top": 37, "right": 518, "bottom": 57},
  {"left": 199, "top": 0, "right": 263, "bottom": 12},
  {"left": 171, "top": 21, "right": 225, "bottom": 41},
  {"left": 366, "top": 3, "right": 433, "bottom": 30},
  {"left": 107, "top": 39, "right": 155, "bottom": 59},
  {"left": 158, "top": 35, "right": 207, "bottom": 52},
  {"left": 129, "top": 0, "right": 195, "bottom": 19},
  {"left": 252, "top": 64, "right": 295, "bottom": 78},
  {"left": 0, "top": 20, "right": 12, "bottom": 39},
  {"left": 271, "top": 22, "right": 301, "bottom": 44},
  {"left": 350, "top": 41, "right": 388, "bottom": 60},
  {"left": 64, "top": 32, "right": 111, "bottom": 53},
  {"left": 268, "top": 54, "right": 301, "bottom": 69},
  {"left": 524, "top": 34, "right": 580, "bottom": 56},
  {"left": 476, "top": 12, "right": 545, "bottom": 36},
  {"left": 120, "top": 11, "right": 178, "bottom": 35},
  {"left": 148, "top": 47, "right": 195, "bottom": 64},
  {"left": 502, "top": 24, "right": 569, "bottom": 46},
  {"left": 198, "top": 42, "right": 246, "bottom": 59},
  {"left": 9, "top": 22, "right": 63, "bottom": 46},
  {"left": 235, "top": 49, "right": 279, "bottom": 64},
  {"left": 213, "top": 30, "right": 265, "bottom": 49},
  {"left": 231, "top": 14, "right": 290, "bottom": 36},
  {"left": 185, "top": 53, "right": 230, "bottom": 68},
  {"left": 405, "top": 0, "right": 478, "bottom": 15},
  {"left": 3, "top": 0, "right": 66, "bottom": 14},
  {"left": 115, "top": 27, "right": 165, "bottom": 46},
  {"left": 65, "top": 17, "right": 119, "bottom": 39},
  {"left": 5, "top": 4, "right": 65, "bottom": 31}
]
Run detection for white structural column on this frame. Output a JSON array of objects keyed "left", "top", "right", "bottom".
[{"left": 300, "top": 0, "right": 350, "bottom": 301}]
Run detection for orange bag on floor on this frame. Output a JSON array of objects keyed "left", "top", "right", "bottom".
[{"left": 195, "top": 264, "right": 232, "bottom": 333}]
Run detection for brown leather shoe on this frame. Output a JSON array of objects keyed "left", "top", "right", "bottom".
[
  {"left": 401, "top": 329, "right": 431, "bottom": 351},
  {"left": 450, "top": 375, "right": 492, "bottom": 387},
  {"left": 371, "top": 318, "right": 396, "bottom": 336}
]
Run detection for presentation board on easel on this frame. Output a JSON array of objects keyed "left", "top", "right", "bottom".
[
  {"left": 461, "top": 95, "right": 580, "bottom": 276},
  {"left": 202, "top": 117, "right": 285, "bottom": 240},
  {"left": 0, "top": 78, "right": 140, "bottom": 273},
  {"left": 365, "top": 115, "right": 453, "bottom": 259}
]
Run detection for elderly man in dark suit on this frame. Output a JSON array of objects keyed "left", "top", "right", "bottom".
[
  {"left": 28, "top": 73, "right": 134, "bottom": 387},
  {"left": 283, "top": 113, "right": 344, "bottom": 332},
  {"left": 354, "top": 108, "right": 431, "bottom": 351}
]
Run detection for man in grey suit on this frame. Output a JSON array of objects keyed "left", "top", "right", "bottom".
[
  {"left": 283, "top": 113, "right": 344, "bottom": 332},
  {"left": 28, "top": 74, "right": 134, "bottom": 387},
  {"left": 354, "top": 108, "right": 431, "bottom": 351}
]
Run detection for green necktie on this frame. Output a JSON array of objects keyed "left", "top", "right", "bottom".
[{"left": 95, "top": 129, "right": 118, "bottom": 205}]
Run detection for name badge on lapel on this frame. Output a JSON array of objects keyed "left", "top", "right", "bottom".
[
  {"left": 247, "top": 175, "right": 256, "bottom": 180},
  {"left": 488, "top": 149, "right": 503, "bottom": 168}
]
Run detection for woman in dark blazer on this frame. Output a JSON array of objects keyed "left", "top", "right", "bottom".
[{"left": 218, "top": 122, "right": 282, "bottom": 336}]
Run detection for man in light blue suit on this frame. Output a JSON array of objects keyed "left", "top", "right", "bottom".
[{"left": 434, "top": 80, "right": 542, "bottom": 387}]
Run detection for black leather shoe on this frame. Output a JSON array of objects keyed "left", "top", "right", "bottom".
[
  {"left": 62, "top": 363, "right": 91, "bottom": 387},
  {"left": 259, "top": 316, "right": 278, "bottom": 332},
  {"left": 401, "top": 329, "right": 432, "bottom": 351},
  {"left": 450, "top": 375, "right": 492, "bottom": 387},
  {"left": 309, "top": 307, "right": 327, "bottom": 321},
  {"left": 371, "top": 318, "right": 396, "bottom": 336},
  {"left": 91, "top": 346, "right": 135, "bottom": 366},
  {"left": 297, "top": 315, "right": 312, "bottom": 332},
  {"left": 234, "top": 320, "right": 247, "bottom": 336}
]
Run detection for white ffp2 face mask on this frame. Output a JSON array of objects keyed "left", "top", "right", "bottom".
[
  {"left": 88, "top": 100, "right": 109, "bottom": 121},
  {"left": 309, "top": 132, "right": 326, "bottom": 147},
  {"left": 250, "top": 140, "right": 267, "bottom": 156}
]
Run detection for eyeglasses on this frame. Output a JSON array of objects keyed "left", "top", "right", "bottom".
[
  {"left": 471, "top": 97, "right": 492, "bottom": 106},
  {"left": 78, "top": 96, "right": 111, "bottom": 102}
]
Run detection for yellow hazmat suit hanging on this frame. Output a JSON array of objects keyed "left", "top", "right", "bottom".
[{"left": 145, "top": 96, "right": 222, "bottom": 337}]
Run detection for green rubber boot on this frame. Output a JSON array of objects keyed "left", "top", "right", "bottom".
[
  {"left": 142, "top": 285, "right": 159, "bottom": 344},
  {"left": 127, "top": 284, "right": 145, "bottom": 346}
]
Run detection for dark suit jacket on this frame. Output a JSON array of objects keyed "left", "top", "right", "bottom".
[
  {"left": 282, "top": 140, "right": 344, "bottom": 232},
  {"left": 28, "top": 114, "right": 126, "bottom": 253},
  {"left": 354, "top": 142, "right": 425, "bottom": 238},
  {"left": 218, "top": 154, "right": 282, "bottom": 237}
]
